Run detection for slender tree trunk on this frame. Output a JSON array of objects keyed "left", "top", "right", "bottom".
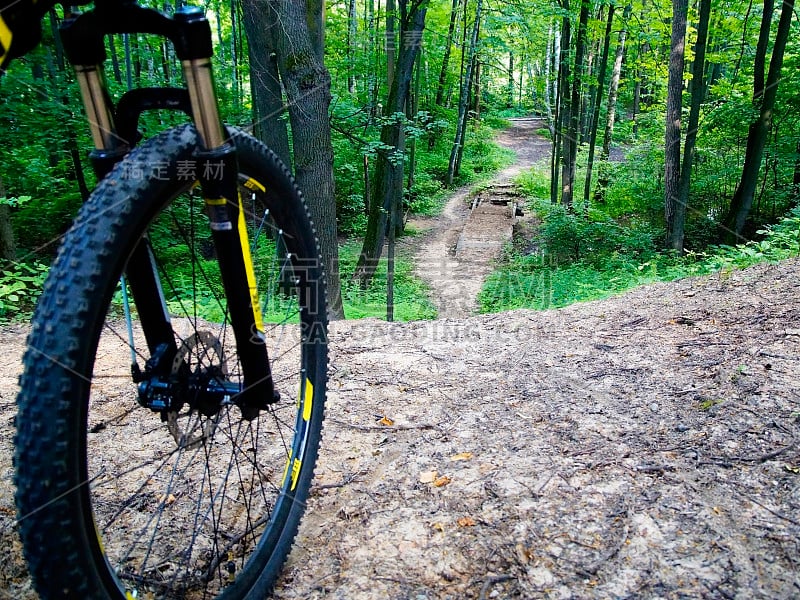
[
  {"left": 214, "top": 0, "right": 225, "bottom": 62},
  {"left": 561, "top": 0, "right": 590, "bottom": 208},
  {"left": 160, "top": 39, "right": 171, "bottom": 82},
  {"left": 551, "top": 5, "right": 569, "bottom": 205},
  {"left": 447, "top": 0, "right": 481, "bottom": 186},
  {"left": 753, "top": 0, "right": 773, "bottom": 103},
  {"left": 108, "top": 35, "right": 123, "bottom": 84},
  {"left": 600, "top": 5, "right": 629, "bottom": 163},
  {"left": 507, "top": 51, "right": 515, "bottom": 108},
  {"left": 455, "top": 18, "right": 480, "bottom": 178},
  {"left": 354, "top": 0, "right": 428, "bottom": 288},
  {"left": 664, "top": 0, "right": 688, "bottom": 250},
  {"left": 230, "top": 0, "right": 240, "bottom": 112},
  {"left": 721, "top": 0, "right": 794, "bottom": 242},
  {"left": 241, "top": 0, "right": 291, "bottom": 166},
  {"left": 471, "top": 52, "right": 481, "bottom": 121},
  {"left": 434, "top": 0, "right": 459, "bottom": 107},
  {"left": 0, "top": 178, "right": 14, "bottom": 262},
  {"left": 46, "top": 10, "right": 90, "bottom": 200},
  {"left": 673, "top": 0, "right": 711, "bottom": 252},
  {"left": 347, "top": 0, "right": 357, "bottom": 93},
  {"left": 580, "top": 24, "right": 598, "bottom": 144},
  {"left": 274, "top": 0, "right": 344, "bottom": 318},
  {"left": 123, "top": 34, "right": 134, "bottom": 90},
  {"left": 406, "top": 52, "right": 421, "bottom": 195},
  {"left": 732, "top": 0, "right": 753, "bottom": 83},
  {"left": 582, "top": 3, "right": 615, "bottom": 207},
  {"left": 544, "top": 22, "right": 557, "bottom": 132},
  {"left": 386, "top": 0, "right": 397, "bottom": 89}
]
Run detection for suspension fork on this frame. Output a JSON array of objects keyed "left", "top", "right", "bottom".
[
  {"left": 177, "top": 10, "right": 278, "bottom": 417},
  {"left": 62, "top": 16, "right": 176, "bottom": 359},
  {"left": 60, "top": 4, "right": 276, "bottom": 417}
]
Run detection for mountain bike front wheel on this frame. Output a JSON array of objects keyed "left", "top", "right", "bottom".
[{"left": 15, "top": 124, "right": 327, "bottom": 599}]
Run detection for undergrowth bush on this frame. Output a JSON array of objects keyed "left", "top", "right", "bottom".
[
  {"left": 338, "top": 242, "right": 436, "bottom": 320},
  {"left": 0, "top": 261, "right": 48, "bottom": 321},
  {"left": 480, "top": 193, "right": 800, "bottom": 313}
]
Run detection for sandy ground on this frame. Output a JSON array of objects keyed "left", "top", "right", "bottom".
[{"left": 3, "top": 259, "right": 800, "bottom": 598}]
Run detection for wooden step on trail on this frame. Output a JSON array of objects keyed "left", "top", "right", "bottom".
[{"left": 456, "top": 191, "right": 519, "bottom": 260}]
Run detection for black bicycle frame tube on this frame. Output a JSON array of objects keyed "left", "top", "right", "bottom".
[{"left": 60, "top": 2, "right": 277, "bottom": 415}]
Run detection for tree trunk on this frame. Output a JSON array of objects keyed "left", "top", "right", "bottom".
[
  {"left": 664, "top": 0, "right": 688, "bottom": 250},
  {"left": 353, "top": 0, "right": 428, "bottom": 289},
  {"left": 446, "top": 0, "right": 481, "bottom": 186},
  {"left": 471, "top": 51, "right": 481, "bottom": 121},
  {"left": 753, "top": 0, "right": 773, "bottom": 103},
  {"left": 580, "top": 22, "right": 598, "bottom": 144},
  {"left": 241, "top": 0, "right": 291, "bottom": 167},
  {"left": 406, "top": 51, "right": 421, "bottom": 195},
  {"left": 507, "top": 51, "right": 515, "bottom": 108},
  {"left": 457, "top": 14, "right": 482, "bottom": 177},
  {"left": 721, "top": 0, "right": 794, "bottom": 242},
  {"left": 386, "top": 0, "right": 397, "bottom": 90},
  {"left": 551, "top": 4, "right": 569, "bottom": 205},
  {"left": 305, "top": 0, "right": 326, "bottom": 59},
  {"left": 46, "top": 10, "right": 90, "bottom": 200},
  {"left": 273, "top": 0, "right": 344, "bottom": 319},
  {"left": 544, "top": 21, "right": 558, "bottom": 134},
  {"left": 582, "top": 3, "right": 615, "bottom": 207},
  {"left": 793, "top": 139, "right": 800, "bottom": 195},
  {"left": 561, "top": 0, "right": 590, "bottom": 208},
  {"left": 229, "top": 0, "right": 240, "bottom": 113},
  {"left": 599, "top": 5, "right": 629, "bottom": 164},
  {"left": 108, "top": 35, "right": 123, "bottom": 84},
  {"left": 434, "top": 0, "right": 459, "bottom": 107},
  {"left": 347, "top": 0, "right": 357, "bottom": 94},
  {"left": 0, "top": 178, "right": 15, "bottom": 262},
  {"left": 673, "top": 0, "right": 711, "bottom": 252}
]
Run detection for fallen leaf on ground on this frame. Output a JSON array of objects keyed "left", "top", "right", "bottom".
[
  {"left": 457, "top": 516, "right": 476, "bottom": 527},
  {"left": 377, "top": 415, "right": 394, "bottom": 426},
  {"left": 433, "top": 475, "right": 451, "bottom": 487},
  {"left": 450, "top": 452, "right": 474, "bottom": 461}
]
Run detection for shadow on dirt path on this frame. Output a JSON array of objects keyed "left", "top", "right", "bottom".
[{"left": 412, "top": 118, "right": 551, "bottom": 319}]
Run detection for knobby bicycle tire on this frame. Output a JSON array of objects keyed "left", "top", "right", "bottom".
[{"left": 14, "top": 124, "right": 328, "bottom": 599}]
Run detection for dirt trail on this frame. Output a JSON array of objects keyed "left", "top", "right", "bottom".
[
  {"left": 413, "top": 118, "right": 551, "bottom": 319},
  {"left": 2, "top": 260, "right": 800, "bottom": 599}
]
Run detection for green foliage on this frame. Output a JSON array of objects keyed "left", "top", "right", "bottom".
[
  {"left": 458, "top": 126, "right": 516, "bottom": 184},
  {"left": 407, "top": 171, "right": 446, "bottom": 216},
  {"left": 338, "top": 242, "right": 436, "bottom": 321},
  {"left": 0, "top": 195, "right": 31, "bottom": 208},
  {"left": 0, "top": 261, "right": 48, "bottom": 321},
  {"left": 480, "top": 202, "right": 800, "bottom": 314},
  {"left": 330, "top": 103, "right": 513, "bottom": 237},
  {"left": 515, "top": 165, "right": 550, "bottom": 200}
]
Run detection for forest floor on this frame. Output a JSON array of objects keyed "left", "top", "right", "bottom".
[{"left": 1, "top": 124, "right": 800, "bottom": 599}]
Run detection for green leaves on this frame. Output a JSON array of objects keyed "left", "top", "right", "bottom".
[
  {"left": 0, "top": 261, "right": 48, "bottom": 320},
  {"left": 0, "top": 195, "right": 31, "bottom": 208}
]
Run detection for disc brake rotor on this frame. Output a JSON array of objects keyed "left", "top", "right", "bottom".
[{"left": 166, "top": 330, "right": 228, "bottom": 448}]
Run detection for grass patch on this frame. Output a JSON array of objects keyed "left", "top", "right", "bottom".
[
  {"left": 480, "top": 168, "right": 800, "bottom": 313},
  {"left": 338, "top": 242, "right": 437, "bottom": 321}
]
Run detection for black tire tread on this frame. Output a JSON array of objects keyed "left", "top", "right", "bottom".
[{"left": 15, "top": 124, "right": 328, "bottom": 599}]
